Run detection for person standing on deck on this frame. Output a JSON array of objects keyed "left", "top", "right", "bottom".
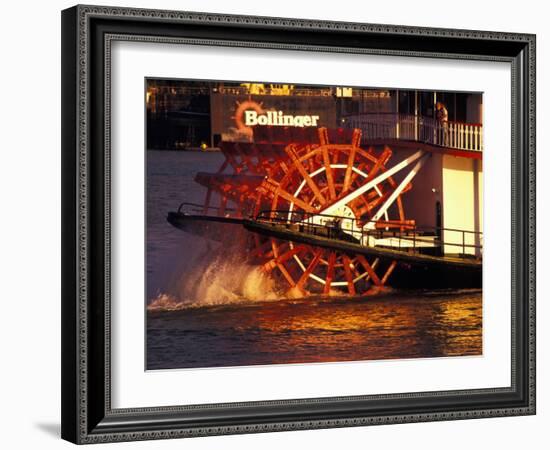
[{"left": 436, "top": 101, "right": 449, "bottom": 146}]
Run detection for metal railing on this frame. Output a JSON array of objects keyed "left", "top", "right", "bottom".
[
  {"left": 176, "top": 202, "right": 237, "bottom": 214},
  {"left": 255, "top": 210, "right": 483, "bottom": 259},
  {"left": 343, "top": 113, "right": 483, "bottom": 152}
]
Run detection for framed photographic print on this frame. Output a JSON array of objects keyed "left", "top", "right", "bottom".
[{"left": 61, "top": 4, "right": 536, "bottom": 444}]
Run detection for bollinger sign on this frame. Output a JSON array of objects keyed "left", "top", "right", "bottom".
[{"left": 244, "top": 110, "right": 320, "bottom": 128}]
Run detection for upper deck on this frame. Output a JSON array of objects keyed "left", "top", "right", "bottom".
[
  {"left": 247, "top": 111, "right": 483, "bottom": 160},
  {"left": 343, "top": 112, "right": 482, "bottom": 157}
]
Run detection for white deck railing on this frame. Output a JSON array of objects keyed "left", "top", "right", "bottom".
[{"left": 344, "top": 113, "right": 483, "bottom": 152}]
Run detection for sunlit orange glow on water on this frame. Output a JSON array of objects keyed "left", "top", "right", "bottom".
[{"left": 147, "top": 291, "right": 482, "bottom": 370}]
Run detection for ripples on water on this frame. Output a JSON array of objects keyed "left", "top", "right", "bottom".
[
  {"left": 146, "top": 151, "right": 482, "bottom": 370},
  {"left": 147, "top": 290, "right": 482, "bottom": 370}
]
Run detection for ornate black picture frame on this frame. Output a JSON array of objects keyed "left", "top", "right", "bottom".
[{"left": 61, "top": 4, "right": 536, "bottom": 444}]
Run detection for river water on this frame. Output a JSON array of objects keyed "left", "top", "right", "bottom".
[{"left": 146, "top": 150, "right": 482, "bottom": 370}]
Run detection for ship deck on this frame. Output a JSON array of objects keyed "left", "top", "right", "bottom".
[{"left": 167, "top": 212, "right": 481, "bottom": 272}]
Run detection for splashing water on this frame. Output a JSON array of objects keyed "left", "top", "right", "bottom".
[
  {"left": 148, "top": 250, "right": 281, "bottom": 311},
  {"left": 147, "top": 293, "right": 185, "bottom": 311},
  {"left": 190, "top": 256, "right": 279, "bottom": 306}
]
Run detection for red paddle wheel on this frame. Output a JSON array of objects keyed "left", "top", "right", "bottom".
[{"left": 194, "top": 127, "right": 417, "bottom": 296}]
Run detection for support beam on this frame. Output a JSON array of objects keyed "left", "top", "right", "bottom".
[
  {"left": 356, "top": 255, "right": 382, "bottom": 286},
  {"left": 342, "top": 255, "right": 356, "bottom": 295},
  {"left": 261, "top": 178, "right": 315, "bottom": 213},
  {"left": 381, "top": 260, "right": 398, "bottom": 285},
  {"left": 324, "top": 251, "right": 336, "bottom": 294},
  {"left": 369, "top": 155, "right": 428, "bottom": 224},
  {"left": 366, "top": 146, "right": 392, "bottom": 183},
  {"left": 262, "top": 244, "right": 306, "bottom": 272},
  {"left": 318, "top": 149, "right": 427, "bottom": 218},
  {"left": 285, "top": 144, "right": 326, "bottom": 205},
  {"left": 351, "top": 128, "right": 362, "bottom": 148},
  {"left": 322, "top": 145, "right": 337, "bottom": 199},
  {"left": 343, "top": 145, "right": 357, "bottom": 193},
  {"left": 296, "top": 250, "right": 322, "bottom": 290},
  {"left": 251, "top": 236, "right": 273, "bottom": 259},
  {"left": 277, "top": 262, "right": 296, "bottom": 287}
]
